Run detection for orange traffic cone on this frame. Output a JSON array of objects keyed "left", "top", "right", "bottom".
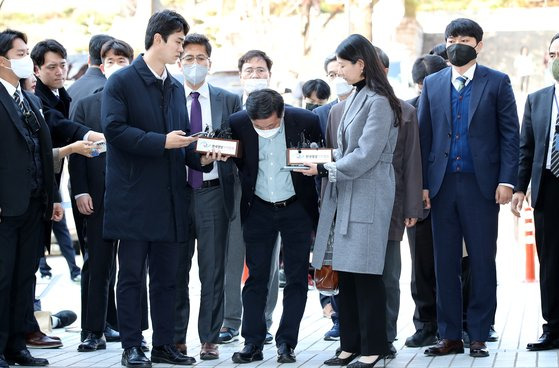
[
  {"left": 241, "top": 261, "right": 249, "bottom": 285},
  {"left": 523, "top": 206, "right": 536, "bottom": 282}
]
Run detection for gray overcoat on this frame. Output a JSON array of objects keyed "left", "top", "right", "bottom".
[{"left": 312, "top": 86, "right": 398, "bottom": 275}]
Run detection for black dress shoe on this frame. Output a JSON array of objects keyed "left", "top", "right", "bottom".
[
  {"left": 151, "top": 344, "right": 195, "bottom": 365},
  {"left": 469, "top": 341, "right": 489, "bottom": 357},
  {"left": 324, "top": 352, "right": 358, "bottom": 366},
  {"left": 526, "top": 332, "right": 559, "bottom": 351},
  {"left": 232, "top": 344, "right": 264, "bottom": 364},
  {"left": 277, "top": 343, "right": 296, "bottom": 363},
  {"left": 104, "top": 326, "right": 121, "bottom": 342},
  {"left": 122, "top": 346, "right": 151, "bottom": 368},
  {"left": 347, "top": 356, "right": 385, "bottom": 368},
  {"left": 0, "top": 355, "right": 8, "bottom": 368},
  {"left": 487, "top": 325, "right": 499, "bottom": 342},
  {"left": 385, "top": 343, "right": 397, "bottom": 359},
  {"left": 424, "top": 339, "right": 464, "bottom": 356},
  {"left": 405, "top": 328, "right": 438, "bottom": 347},
  {"left": 51, "top": 310, "right": 77, "bottom": 328},
  {"left": 5, "top": 348, "right": 49, "bottom": 366},
  {"left": 78, "top": 332, "right": 106, "bottom": 352}
]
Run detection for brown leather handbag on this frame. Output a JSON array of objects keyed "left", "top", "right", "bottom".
[{"left": 314, "top": 265, "right": 339, "bottom": 296}]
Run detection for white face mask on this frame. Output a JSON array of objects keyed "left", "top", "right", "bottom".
[
  {"left": 104, "top": 64, "right": 125, "bottom": 79},
  {"left": 254, "top": 126, "right": 280, "bottom": 138},
  {"left": 5, "top": 55, "right": 34, "bottom": 79},
  {"left": 182, "top": 64, "right": 208, "bottom": 86},
  {"left": 332, "top": 77, "right": 353, "bottom": 97},
  {"left": 243, "top": 78, "right": 268, "bottom": 95}
]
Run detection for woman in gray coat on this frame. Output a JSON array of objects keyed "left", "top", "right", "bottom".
[{"left": 298, "top": 34, "right": 401, "bottom": 367}]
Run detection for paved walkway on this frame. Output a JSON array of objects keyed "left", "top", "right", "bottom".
[{"left": 31, "top": 208, "right": 558, "bottom": 367}]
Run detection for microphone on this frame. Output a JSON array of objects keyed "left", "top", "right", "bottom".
[{"left": 310, "top": 142, "right": 319, "bottom": 149}]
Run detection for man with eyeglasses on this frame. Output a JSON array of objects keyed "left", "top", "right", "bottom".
[
  {"left": 172, "top": 33, "right": 241, "bottom": 362},
  {"left": 0, "top": 28, "right": 63, "bottom": 368},
  {"left": 219, "top": 49, "right": 280, "bottom": 346}
]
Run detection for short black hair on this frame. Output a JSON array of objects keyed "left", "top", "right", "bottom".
[
  {"left": 101, "top": 39, "right": 134, "bottom": 63},
  {"left": 246, "top": 89, "right": 284, "bottom": 120},
  {"left": 31, "top": 39, "right": 67, "bottom": 68},
  {"left": 411, "top": 54, "right": 448, "bottom": 84},
  {"left": 429, "top": 43, "right": 448, "bottom": 60},
  {"left": 324, "top": 54, "right": 336, "bottom": 73},
  {"left": 0, "top": 29, "right": 27, "bottom": 58},
  {"left": 144, "top": 10, "right": 189, "bottom": 50},
  {"left": 444, "top": 18, "right": 483, "bottom": 43},
  {"left": 183, "top": 33, "right": 212, "bottom": 57},
  {"left": 89, "top": 34, "right": 114, "bottom": 65},
  {"left": 374, "top": 46, "right": 390, "bottom": 69},
  {"left": 550, "top": 33, "right": 559, "bottom": 49},
  {"left": 302, "top": 79, "right": 330, "bottom": 100},
  {"left": 238, "top": 50, "right": 273, "bottom": 72}
]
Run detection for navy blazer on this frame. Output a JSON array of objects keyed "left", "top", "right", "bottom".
[
  {"left": 313, "top": 100, "right": 337, "bottom": 138},
  {"left": 68, "top": 67, "right": 107, "bottom": 119},
  {"left": 418, "top": 64, "right": 519, "bottom": 200},
  {"left": 0, "top": 85, "right": 57, "bottom": 219},
  {"left": 229, "top": 106, "right": 322, "bottom": 225},
  {"left": 101, "top": 55, "right": 210, "bottom": 242},
  {"left": 517, "top": 85, "right": 555, "bottom": 206}
]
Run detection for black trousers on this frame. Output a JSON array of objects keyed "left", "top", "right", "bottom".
[
  {"left": 118, "top": 240, "right": 181, "bottom": 348},
  {"left": 534, "top": 170, "right": 559, "bottom": 334},
  {"left": 241, "top": 198, "right": 312, "bottom": 348},
  {"left": 406, "top": 214, "right": 437, "bottom": 332},
  {"left": 338, "top": 271, "right": 388, "bottom": 356},
  {"left": 0, "top": 198, "right": 44, "bottom": 354},
  {"left": 81, "top": 203, "right": 118, "bottom": 333}
]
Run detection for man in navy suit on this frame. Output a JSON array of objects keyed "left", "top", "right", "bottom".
[
  {"left": 101, "top": 10, "right": 220, "bottom": 368},
  {"left": 512, "top": 33, "right": 559, "bottom": 352},
  {"left": 419, "top": 18, "right": 519, "bottom": 358},
  {"left": 172, "top": 33, "right": 241, "bottom": 361}
]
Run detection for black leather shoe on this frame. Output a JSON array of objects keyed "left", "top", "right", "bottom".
[
  {"left": 385, "top": 343, "right": 397, "bottom": 359},
  {"left": 5, "top": 348, "right": 49, "bottom": 366},
  {"left": 232, "top": 344, "right": 264, "bottom": 364},
  {"left": 121, "top": 346, "right": 151, "bottom": 368},
  {"left": 526, "top": 332, "right": 559, "bottom": 351},
  {"left": 324, "top": 352, "right": 358, "bottom": 366},
  {"left": 487, "top": 325, "right": 499, "bottom": 342},
  {"left": 78, "top": 332, "right": 106, "bottom": 352},
  {"left": 277, "top": 343, "right": 296, "bottom": 363},
  {"left": 104, "top": 326, "right": 121, "bottom": 342},
  {"left": 469, "top": 341, "right": 489, "bottom": 357},
  {"left": 151, "top": 344, "right": 195, "bottom": 365},
  {"left": 51, "top": 310, "right": 77, "bottom": 328},
  {"left": 347, "top": 356, "right": 385, "bottom": 368},
  {"left": 0, "top": 355, "right": 8, "bottom": 368},
  {"left": 405, "top": 328, "right": 438, "bottom": 347},
  {"left": 424, "top": 339, "right": 464, "bottom": 356}
]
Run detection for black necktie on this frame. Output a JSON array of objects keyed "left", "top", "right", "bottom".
[
  {"left": 13, "top": 90, "right": 30, "bottom": 114},
  {"left": 551, "top": 112, "right": 559, "bottom": 177},
  {"left": 13, "top": 90, "right": 40, "bottom": 134}
]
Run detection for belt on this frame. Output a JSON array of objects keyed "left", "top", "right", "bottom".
[
  {"left": 190, "top": 179, "right": 220, "bottom": 189},
  {"left": 255, "top": 195, "right": 297, "bottom": 208}
]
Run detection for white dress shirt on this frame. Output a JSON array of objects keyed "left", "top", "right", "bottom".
[
  {"left": 185, "top": 81, "right": 218, "bottom": 181},
  {"left": 451, "top": 64, "right": 476, "bottom": 91}
]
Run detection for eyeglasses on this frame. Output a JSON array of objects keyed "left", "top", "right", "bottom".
[
  {"left": 241, "top": 67, "right": 268, "bottom": 77},
  {"left": 327, "top": 72, "right": 338, "bottom": 80},
  {"left": 181, "top": 55, "right": 209, "bottom": 64}
]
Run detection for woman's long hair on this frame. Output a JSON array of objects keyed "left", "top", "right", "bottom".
[{"left": 336, "top": 34, "right": 401, "bottom": 127}]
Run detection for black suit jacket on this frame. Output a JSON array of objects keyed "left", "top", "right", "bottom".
[
  {"left": 69, "top": 91, "right": 106, "bottom": 209},
  {"left": 517, "top": 85, "right": 555, "bottom": 207},
  {"left": 34, "top": 78, "right": 90, "bottom": 148},
  {"left": 229, "top": 106, "right": 322, "bottom": 225},
  {"left": 67, "top": 67, "right": 107, "bottom": 119},
  {"left": 0, "top": 83, "right": 57, "bottom": 219}
]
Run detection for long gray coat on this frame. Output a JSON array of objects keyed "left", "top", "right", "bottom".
[{"left": 312, "top": 86, "right": 398, "bottom": 275}]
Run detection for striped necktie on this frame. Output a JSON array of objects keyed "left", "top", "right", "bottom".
[
  {"left": 551, "top": 112, "right": 559, "bottom": 177},
  {"left": 456, "top": 76, "right": 467, "bottom": 92},
  {"left": 13, "top": 90, "right": 30, "bottom": 114}
]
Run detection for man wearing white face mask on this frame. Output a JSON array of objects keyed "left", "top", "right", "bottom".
[
  {"left": 174, "top": 33, "right": 241, "bottom": 361},
  {"left": 0, "top": 28, "right": 62, "bottom": 368},
  {"left": 219, "top": 49, "right": 280, "bottom": 347},
  {"left": 69, "top": 39, "right": 138, "bottom": 353},
  {"left": 313, "top": 55, "right": 354, "bottom": 137}
]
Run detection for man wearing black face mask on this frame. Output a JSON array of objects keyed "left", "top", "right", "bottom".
[
  {"left": 418, "top": 18, "right": 519, "bottom": 358},
  {"left": 302, "top": 79, "right": 330, "bottom": 111}
]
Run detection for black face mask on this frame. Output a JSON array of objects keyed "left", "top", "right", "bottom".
[
  {"left": 446, "top": 43, "right": 477, "bottom": 67},
  {"left": 305, "top": 103, "right": 321, "bottom": 111}
]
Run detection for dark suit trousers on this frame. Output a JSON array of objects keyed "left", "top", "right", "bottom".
[
  {"left": 81, "top": 202, "right": 117, "bottom": 333},
  {"left": 175, "top": 186, "right": 229, "bottom": 344},
  {"left": 382, "top": 240, "right": 401, "bottom": 342},
  {"left": 241, "top": 199, "right": 312, "bottom": 348},
  {"left": 431, "top": 173, "right": 498, "bottom": 342},
  {"left": 534, "top": 170, "right": 559, "bottom": 334},
  {"left": 118, "top": 240, "right": 181, "bottom": 348},
  {"left": 406, "top": 214, "right": 437, "bottom": 331},
  {"left": 338, "top": 271, "right": 388, "bottom": 356},
  {"left": 0, "top": 198, "right": 44, "bottom": 353}
]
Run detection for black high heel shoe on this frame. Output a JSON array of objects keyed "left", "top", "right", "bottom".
[
  {"left": 347, "top": 355, "right": 385, "bottom": 368},
  {"left": 324, "top": 352, "right": 359, "bottom": 366}
]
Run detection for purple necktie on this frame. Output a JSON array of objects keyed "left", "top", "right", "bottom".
[{"left": 188, "top": 92, "right": 203, "bottom": 189}]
